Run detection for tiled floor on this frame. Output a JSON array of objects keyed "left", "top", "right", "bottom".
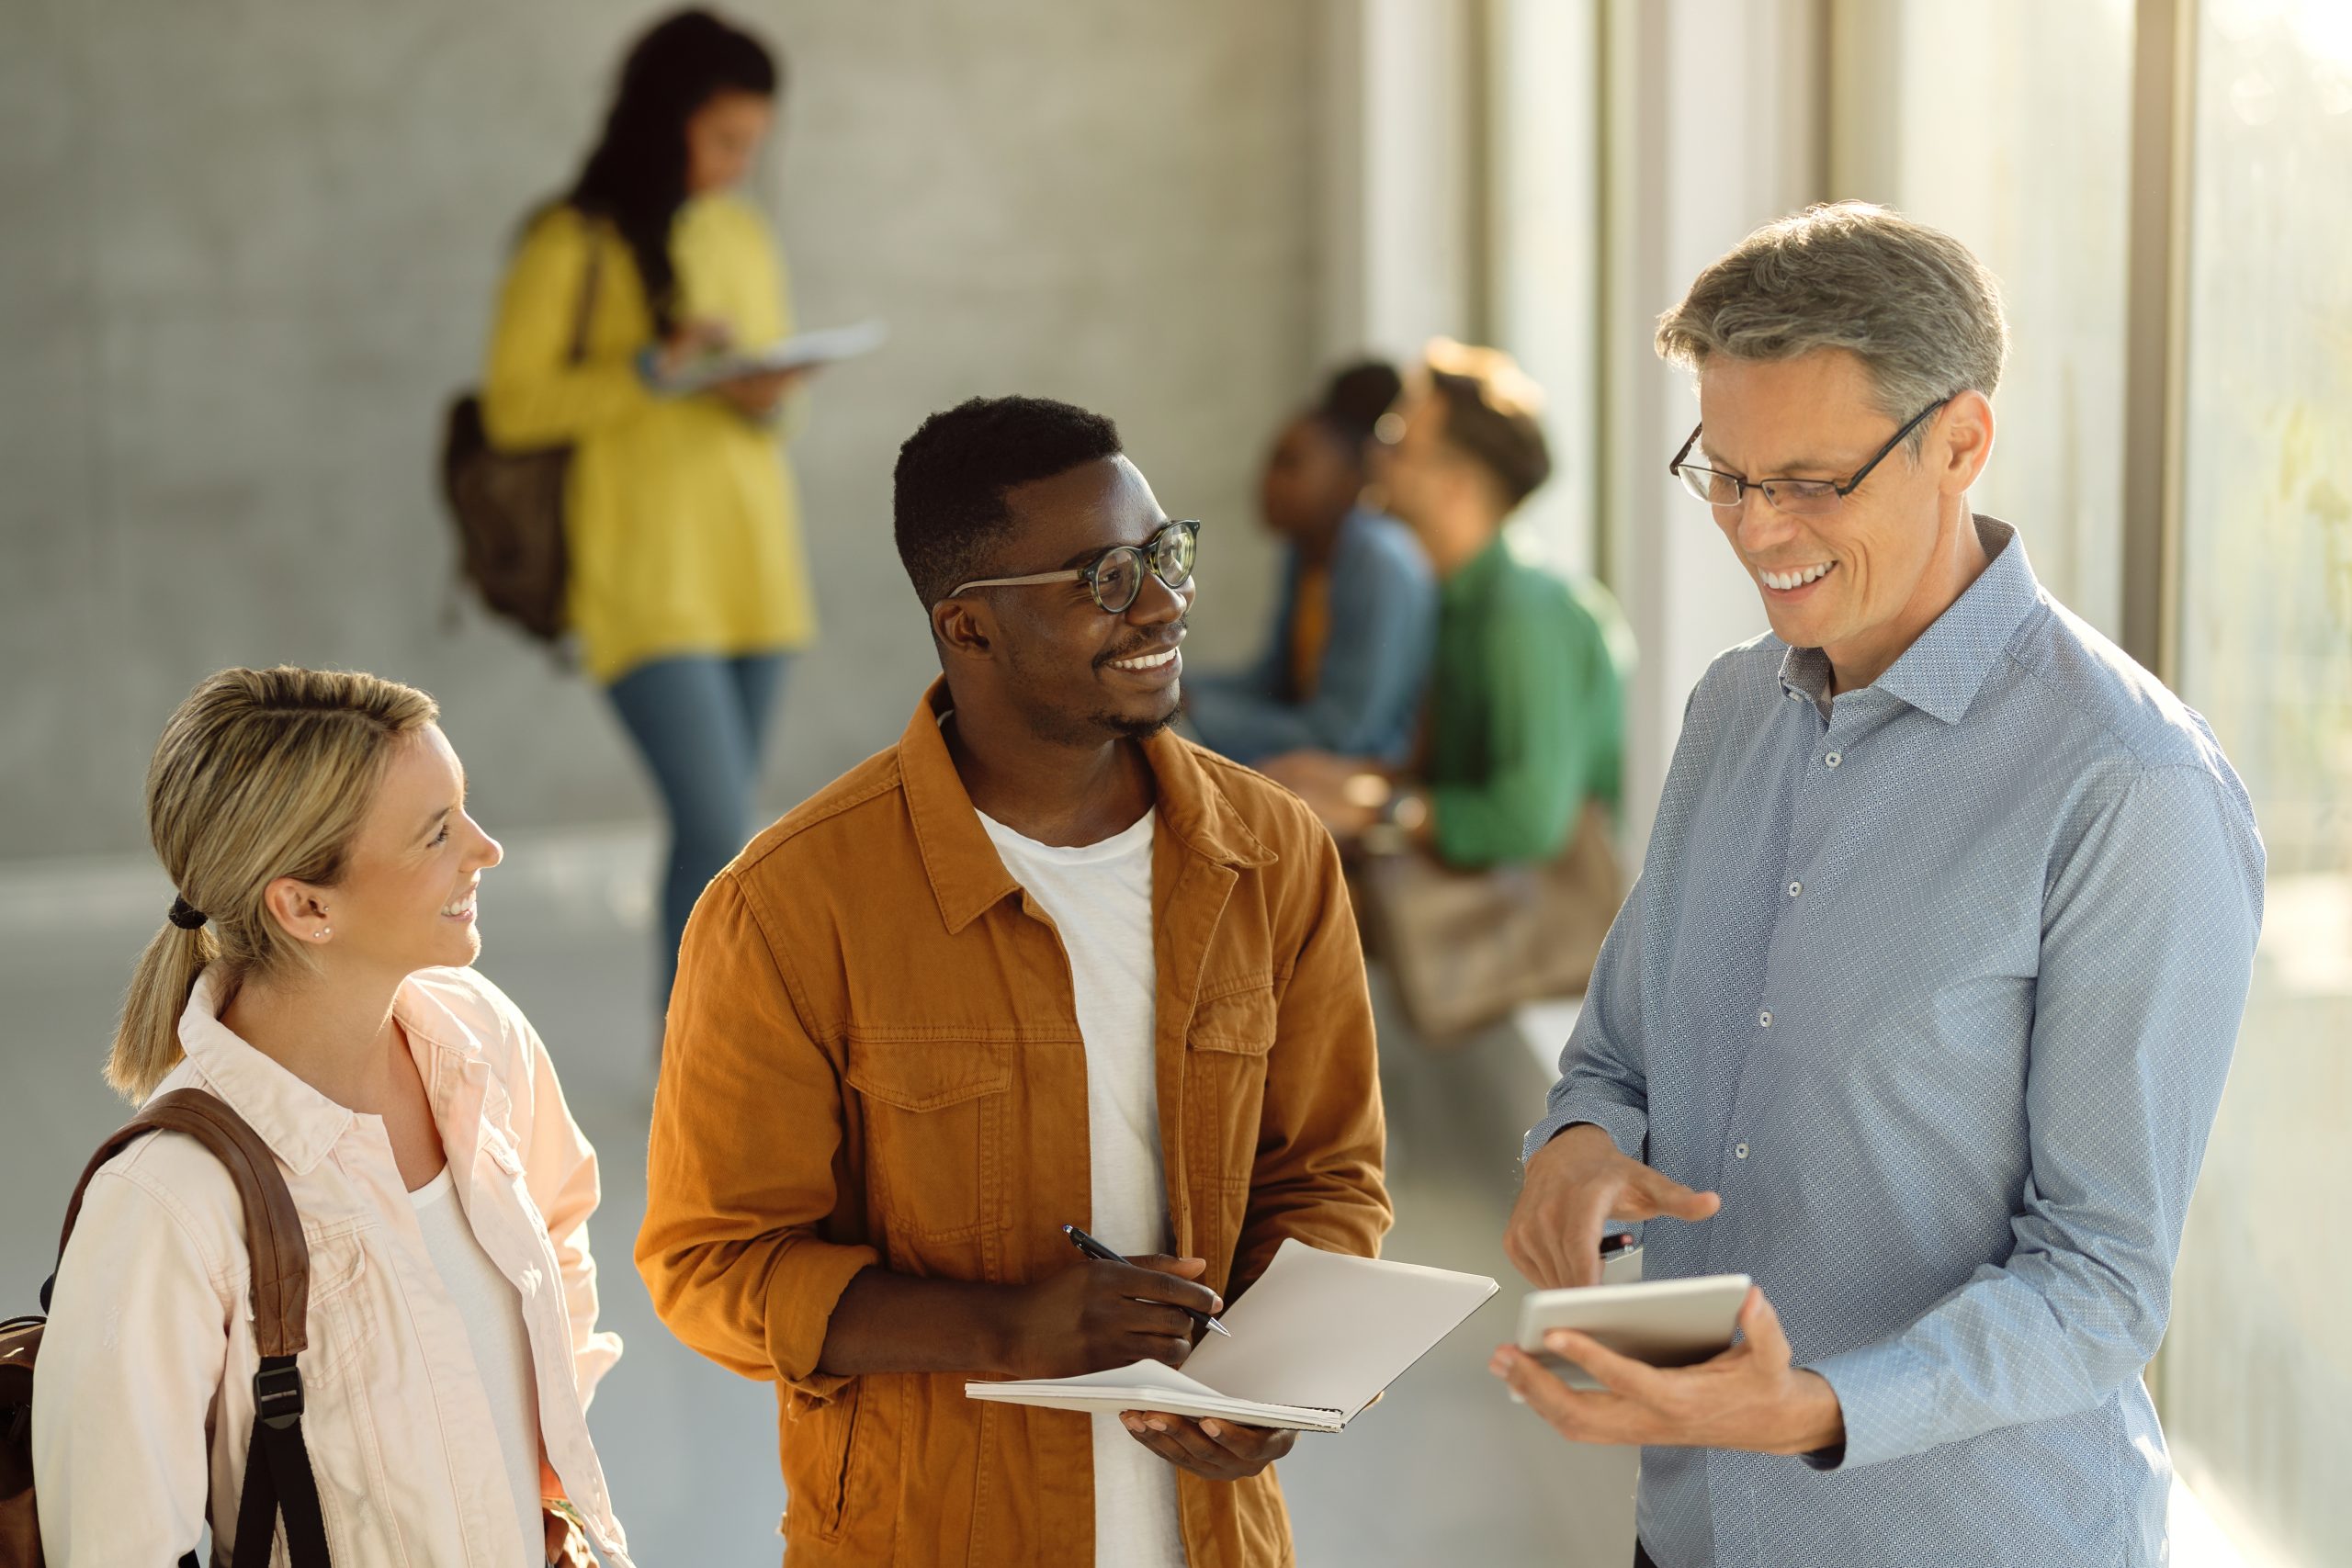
[{"left": 0, "top": 828, "right": 1635, "bottom": 1567}]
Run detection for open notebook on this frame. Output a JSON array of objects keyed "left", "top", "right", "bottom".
[
  {"left": 965, "top": 1239, "right": 1498, "bottom": 1433},
  {"left": 662, "top": 319, "right": 889, "bottom": 394}
]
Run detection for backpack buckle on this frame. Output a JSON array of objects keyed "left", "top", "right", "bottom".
[{"left": 253, "top": 1359, "right": 305, "bottom": 1429}]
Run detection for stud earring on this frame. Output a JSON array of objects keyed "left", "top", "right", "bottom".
[{"left": 315, "top": 927, "right": 332, "bottom": 940}]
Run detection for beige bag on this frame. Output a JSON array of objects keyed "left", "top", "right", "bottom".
[{"left": 1356, "top": 802, "right": 1623, "bottom": 1043}]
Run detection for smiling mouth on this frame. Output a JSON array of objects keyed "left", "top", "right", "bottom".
[
  {"left": 1105, "top": 642, "right": 1183, "bottom": 673},
  {"left": 441, "top": 886, "right": 478, "bottom": 919},
  {"left": 1758, "top": 561, "right": 1837, "bottom": 592}
]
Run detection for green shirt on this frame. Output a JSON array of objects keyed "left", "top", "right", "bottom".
[{"left": 1427, "top": 530, "right": 1630, "bottom": 868}]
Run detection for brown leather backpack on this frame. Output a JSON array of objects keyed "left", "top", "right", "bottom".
[
  {"left": 436, "top": 230, "right": 605, "bottom": 644},
  {"left": 0, "top": 1089, "right": 330, "bottom": 1567}
]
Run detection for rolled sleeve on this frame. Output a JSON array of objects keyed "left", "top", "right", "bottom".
[
  {"left": 1806, "top": 762, "right": 2263, "bottom": 1470},
  {"left": 637, "top": 873, "right": 879, "bottom": 1404}
]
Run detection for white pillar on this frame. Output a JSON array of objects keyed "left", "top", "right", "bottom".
[
  {"left": 1600, "top": 0, "right": 1825, "bottom": 854},
  {"left": 1487, "top": 0, "right": 1604, "bottom": 578},
  {"left": 1314, "top": 0, "right": 1479, "bottom": 365}
]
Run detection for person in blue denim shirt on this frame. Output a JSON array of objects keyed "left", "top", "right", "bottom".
[
  {"left": 1495, "top": 203, "right": 2263, "bottom": 1568},
  {"left": 1186, "top": 362, "right": 1436, "bottom": 766}
]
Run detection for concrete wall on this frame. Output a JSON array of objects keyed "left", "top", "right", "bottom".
[{"left": 0, "top": 0, "right": 1317, "bottom": 862}]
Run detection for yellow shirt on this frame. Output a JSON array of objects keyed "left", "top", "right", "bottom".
[{"left": 481, "top": 197, "right": 816, "bottom": 682}]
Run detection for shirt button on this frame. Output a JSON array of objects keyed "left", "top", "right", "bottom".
[
  {"left": 1787, "top": 880, "right": 1803, "bottom": 897},
  {"left": 1758, "top": 1010, "right": 1773, "bottom": 1028},
  {"left": 1735, "top": 1142, "right": 1749, "bottom": 1159},
  {"left": 1825, "top": 750, "right": 1842, "bottom": 768}
]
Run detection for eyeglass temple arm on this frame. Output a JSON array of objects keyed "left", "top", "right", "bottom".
[{"left": 947, "top": 569, "right": 1087, "bottom": 595}]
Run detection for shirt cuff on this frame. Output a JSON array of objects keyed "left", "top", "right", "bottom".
[
  {"left": 1804, "top": 1337, "right": 1941, "bottom": 1471},
  {"left": 1522, "top": 1100, "right": 1648, "bottom": 1168},
  {"left": 761, "top": 1236, "right": 882, "bottom": 1405}
]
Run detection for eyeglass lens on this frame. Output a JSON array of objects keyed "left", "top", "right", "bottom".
[
  {"left": 1094, "top": 525, "right": 1197, "bottom": 612},
  {"left": 1676, "top": 467, "right": 1840, "bottom": 516}
]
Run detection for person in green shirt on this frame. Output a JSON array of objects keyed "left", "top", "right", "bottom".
[{"left": 1266, "top": 339, "right": 1630, "bottom": 868}]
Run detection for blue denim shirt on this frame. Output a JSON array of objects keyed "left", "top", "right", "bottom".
[
  {"left": 1186, "top": 507, "right": 1436, "bottom": 765},
  {"left": 1526, "top": 521, "right": 2264, "bottom": 1568}
]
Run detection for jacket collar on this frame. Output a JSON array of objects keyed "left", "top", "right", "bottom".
[
  {"left": 1779, "top": 516, "right": 2041, "bottom": 725},
  {"left": 898, "top": 679, "right": 1276, "bottom": 935},
  {"left": 177, "top": 966, "right": 355, "bottom": 1176},
  {"left": 175, "top": 964, "right": 498, "bottom": 1176}
]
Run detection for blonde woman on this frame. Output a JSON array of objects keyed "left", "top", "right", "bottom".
[{"left": 34, "top": 667, "right": 633, "bottom": 1568}]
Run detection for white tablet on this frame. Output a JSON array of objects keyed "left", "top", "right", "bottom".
[{"left": 1514, "top": 1273, "right": 1752, "bottom": 1392}]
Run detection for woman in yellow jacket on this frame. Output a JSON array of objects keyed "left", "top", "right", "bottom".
[{"left": 481, "top": 9, "right": 812, "bottom": 1013}]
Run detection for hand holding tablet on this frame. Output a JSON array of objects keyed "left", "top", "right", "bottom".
[{"left": 1512, "top": 1273, "right": 1753, "bottom": 1393}]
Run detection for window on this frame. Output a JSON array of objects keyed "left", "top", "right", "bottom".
[
  {"left": 2161, "top": 5, "right": 2352, "bottom": 1560},
  {"left": 1828, "top": 0, "right": 2136, "bottom": 635}
]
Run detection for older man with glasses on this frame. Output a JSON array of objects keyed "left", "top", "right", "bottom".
[
  {"left": 1495, "top": 203, "right": 2264, "bottom": 1568},
  {"left": 639, "top": 394, "right": 1390, "bottom": 1568}
]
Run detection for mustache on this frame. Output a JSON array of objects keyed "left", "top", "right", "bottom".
[{"left": 1096, "top": 618, "right": 1191, "bottom": 667}]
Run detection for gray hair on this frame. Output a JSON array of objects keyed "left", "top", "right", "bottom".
[{"left": 1656, "top": 202, "right": 2008, "bottom": 446}]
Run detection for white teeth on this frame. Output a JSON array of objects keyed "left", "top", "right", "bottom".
[
  {"left": 1760, "top": 562, "right": 1835, "bottom": 591},
  {"left": 441, "top": 892, "right": 475, "bottom": 917},
  {"left": 1112, "top": 646, "right": 1179, "bottom": 671}
]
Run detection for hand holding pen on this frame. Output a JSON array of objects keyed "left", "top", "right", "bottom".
[
  {"left": 1063, "top": 1224, "right": 1231, "bottom": 1337},
  {"left": 993, "top": 1231, "right": 1229, "bottom": 1381}
]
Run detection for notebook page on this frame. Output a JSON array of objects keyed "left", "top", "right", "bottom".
[
  {"left": 978, "top": 1359, "right": 1219, "bottom": 1400},
  {"left": 1179, "top": 1239, "right": 1498, "bottom": 1419}
]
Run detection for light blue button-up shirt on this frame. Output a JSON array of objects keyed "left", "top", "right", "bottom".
[
  {"left": 1185, "top": 506, "right": 1437, "bottom": 765},
  {"left": 1525, "top": 521, "right": 2264, "bottom": 1568}
]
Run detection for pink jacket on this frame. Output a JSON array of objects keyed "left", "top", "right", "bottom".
[{"left": 34, "top": 965, "right": 635, "bottom": 1567}]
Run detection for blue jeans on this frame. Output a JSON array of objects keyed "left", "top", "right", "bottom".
[{"left": 605, "top": 651, "right": 789, "bottom": 1014}]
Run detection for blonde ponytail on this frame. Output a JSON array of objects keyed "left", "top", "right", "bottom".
[
  {"left": 107, "top": 921, "right": 218, "bottom": 1099},
  {"left": 107, "top": 667, "right": 438, "bottom": 1101}
]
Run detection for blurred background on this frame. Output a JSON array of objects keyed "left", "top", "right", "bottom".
[{"left": 1, "top": 1, "right": 2345, "bottom": 1564}]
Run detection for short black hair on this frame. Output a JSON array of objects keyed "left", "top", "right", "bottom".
[
  {"left": 1313, "top": 359, "right": 1403, "bottom": 452},
  {"left": 892, "top": 395, "right": 1125, "bottom": 609}
]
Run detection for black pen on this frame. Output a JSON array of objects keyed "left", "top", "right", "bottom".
[{"left": 1061, "top": 1223, "right": 1232, "bottom": 1337}]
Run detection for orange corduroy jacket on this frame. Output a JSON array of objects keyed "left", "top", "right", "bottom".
[{"left": 637, "top": 681, "right": 1393, "bottom": 1567}]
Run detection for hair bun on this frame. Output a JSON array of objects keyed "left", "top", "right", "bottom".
[{"left": 1317, "top": 360, "right": 1404, "bottom": 448}]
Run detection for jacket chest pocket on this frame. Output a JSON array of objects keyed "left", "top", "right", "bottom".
[
  {"left": 288, "top": 1220, "right": 375, "bottom": 1387},
  {"left": 1185, "top": 984, "right": 1277, "bottom": 1191},
  {"left": 845, "top": 1038, "right": 1012, "bottom": 1241}
]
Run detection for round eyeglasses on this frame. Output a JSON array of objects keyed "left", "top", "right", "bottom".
[
  {"left": 950, "top": 518, "right": 1200, "bottom": 614},
  {"left": 1668, "top": 399, "right": 1950, "bottom": 517}
]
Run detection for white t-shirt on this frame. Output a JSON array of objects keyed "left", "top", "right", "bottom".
[
  {"left": 410, "top": 1167, "right": 545, "bottom": 1562},
  {"left": 978, "top": 807, "right": 1188, "bottom": 1568}
]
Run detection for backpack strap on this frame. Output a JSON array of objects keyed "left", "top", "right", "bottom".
[
  {"left": 567, "top": 218, "right": 605, "bottom": 368},
  {"left": 47, "top": 1088, "right": 331, "bottom": 1567},
  {"left": 228, "top": 1351, "right": 330, "bottom": 1568}
]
